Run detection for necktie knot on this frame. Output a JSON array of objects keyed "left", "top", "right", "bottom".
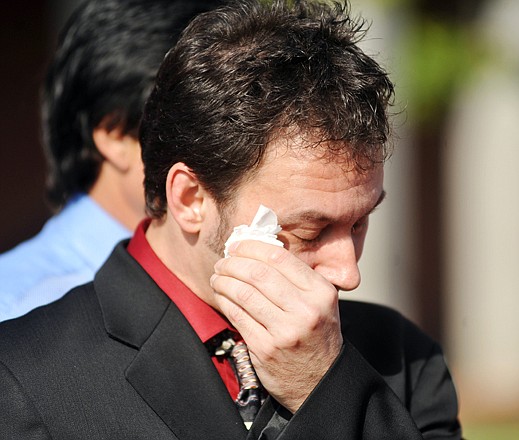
[
  {"left": 206, "top": 330, "right": 265, "bottom": 428},
  {"left": 205, "top": 329, "right": 236, "bottom": 356}
]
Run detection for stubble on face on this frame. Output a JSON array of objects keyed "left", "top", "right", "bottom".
[{"left": 204, "top": 201, "right": 234, "bottom": 257}]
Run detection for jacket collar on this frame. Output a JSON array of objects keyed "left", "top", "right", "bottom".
[{"left": 94, "top": 242, "right": 248, "bottom": 439}]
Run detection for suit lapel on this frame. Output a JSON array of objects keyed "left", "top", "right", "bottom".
[
  {"left": 95, "top": 243, "right": 247, "bottom": 440},
  {"left": 126, "top": 302, "right": 247, "bottom": 440}
]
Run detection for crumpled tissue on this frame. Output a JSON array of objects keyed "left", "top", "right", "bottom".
[{"left": 224, "top": 205, "right": 284, "bottom": 257}]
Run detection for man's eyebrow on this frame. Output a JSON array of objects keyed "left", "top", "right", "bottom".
[
  {"left": 351, "top": 188, "right": 387, "bottom": 219},
  {"left": 280, "top": 189, "right": 386, "bottom": 225}
]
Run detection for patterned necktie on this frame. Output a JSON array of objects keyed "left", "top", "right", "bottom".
[{"left": 209, "top": 331, "right": 266, "bottom": 429}]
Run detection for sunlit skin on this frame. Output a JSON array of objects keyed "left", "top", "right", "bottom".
[
  {"left": 147, "top": 134, "right": 385, "bottom": 414},
  {"left": 224, "top": 148, "right": 386, "bottom": 292}
]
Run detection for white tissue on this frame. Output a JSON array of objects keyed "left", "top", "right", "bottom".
[{"left": 224, "top": 205, "right": 284, "bottom": 257}]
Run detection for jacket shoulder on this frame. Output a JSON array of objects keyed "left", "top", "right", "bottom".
[
  {"left": 339, "top": 299, "right": 412, "bottom": 331},
  {"left": 0, "top": 283, "right": 99, "bottom": 360},
  {"left": 339, "top": 300, "right": 439, "bottom": 376}
]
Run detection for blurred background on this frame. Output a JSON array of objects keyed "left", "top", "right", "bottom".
[{"left": 1, "top": 0, "right": 518, "bottom": 438}]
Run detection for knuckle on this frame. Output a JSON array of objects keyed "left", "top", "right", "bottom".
[
  {"left": 267, "top": 247, "right": 290, "bottom": 265},
  {"left": 322, "top": 286, "right": 340, "bottom": 309},
  {"left": 249, "top": 262, "right": 270, "bottom": 283},
  {"left": 279, "top": 328, "right": 301, "bottom": 348},
  {"left": 227, "top": 304, "right": 245, "bottom": 325},
  {"left": 214, "top": 257, "right": 230, "bottom": 274},
  {"left": 236, "top": 284, "right": 256, "bottom": 304},
  {"left": 301, "top": 303, "right": 321, "bottom": 331},
  {"left": 259, "top": 343, "right": 277, "bottom": 362}
]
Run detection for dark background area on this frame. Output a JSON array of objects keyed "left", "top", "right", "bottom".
[{"left": 0, "top": 2, "right": 53, "bottom": 253}]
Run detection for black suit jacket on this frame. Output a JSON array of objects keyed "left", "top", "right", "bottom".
[{"left": 0, "top": 243, "right": 461, "bottom": 439}]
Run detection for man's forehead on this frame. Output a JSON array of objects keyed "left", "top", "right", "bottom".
[
  {"left": 261, "top": 142, "right": 384, "bottom": 187},
  {"left": 238, "top": 146, "right": 384, "bottom": 226},
  {"left": 265, "top": 127, "right": 384, "bottom": 172}
]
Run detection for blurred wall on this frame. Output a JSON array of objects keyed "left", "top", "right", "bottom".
[
  {"left": 444, "top": 0, "right": 519, "bottom": 422},
  {"left": 0, "top": 0, "right": 80, "bottom": 254},
  {"left": 0, "top": 2, "right": 52, "bottom": 253}
]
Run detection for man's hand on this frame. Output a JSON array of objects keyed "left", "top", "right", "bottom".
[{"left": 210, "top": 239, "right": 343, "bottom": 413}]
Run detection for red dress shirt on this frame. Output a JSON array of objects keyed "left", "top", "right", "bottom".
[{"left": 127, "top": 219, "right": 239, "bottom": 399}]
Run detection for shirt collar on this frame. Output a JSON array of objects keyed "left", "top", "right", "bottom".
[{"left": 127, "top": 219, "right": 233, "bottom": 343}]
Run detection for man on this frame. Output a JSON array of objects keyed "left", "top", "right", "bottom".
[
  {"left": 0, "top": 1, "right": 462, "bottom": 438},
  {"left": 0, "top": 0, "right": 223, "bottom": 322}
]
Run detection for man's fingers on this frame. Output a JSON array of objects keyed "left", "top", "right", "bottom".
[
  {"left": 211, "top": 271, "right": 283, "bottom": 330},
  {"left": 224, "top": 240, "right": 322, "bottom": 292},
  {"left": 214, "top": 255, "right": 302, "bottom": 311}
]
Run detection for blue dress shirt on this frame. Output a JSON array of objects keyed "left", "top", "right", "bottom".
[{"left": 0, "top": 194, "right": 131, "bottom": 322}]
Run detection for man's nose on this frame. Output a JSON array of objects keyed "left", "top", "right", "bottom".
[{"left": 313, "top": 236, "right": 361, "bottom": 291}]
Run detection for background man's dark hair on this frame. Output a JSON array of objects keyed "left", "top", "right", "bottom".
[
  {"left": 140, "top": 0, "right": 395, "bottom": 218},
  {"left": 42, "top": 0, "right": 224, "bottom": 209}
]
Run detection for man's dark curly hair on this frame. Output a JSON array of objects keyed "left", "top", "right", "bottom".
[
  {"left": 140, "top": 0, "right": 395, "bottom": 218},
  {"left": 42, "top": 0, "right": 224, "bottom": 209}
]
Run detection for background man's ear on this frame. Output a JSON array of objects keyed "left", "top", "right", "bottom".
[
  {"left": 89, "top": 116, "right": 145, "bottom": 231},
  {"left": 92, "top": 119, "right": 139, "bottom": 172},
  {"left": 166, "top": 163, "right": 205, "bottom": 234}
]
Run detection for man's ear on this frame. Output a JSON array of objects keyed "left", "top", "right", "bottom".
[
  {"left": 165, "top": 163, "right": 205, "bottom": 234},
  {"left": 92, "top": 118, "right": 139, "bottom": 173}
]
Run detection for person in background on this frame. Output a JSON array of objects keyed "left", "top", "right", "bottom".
[
  {"left": 0, "top": 1, "right": 462, "bottom": 438},
  {"left": 0, "top": 0, "right": 224, "bottom": 322}
]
